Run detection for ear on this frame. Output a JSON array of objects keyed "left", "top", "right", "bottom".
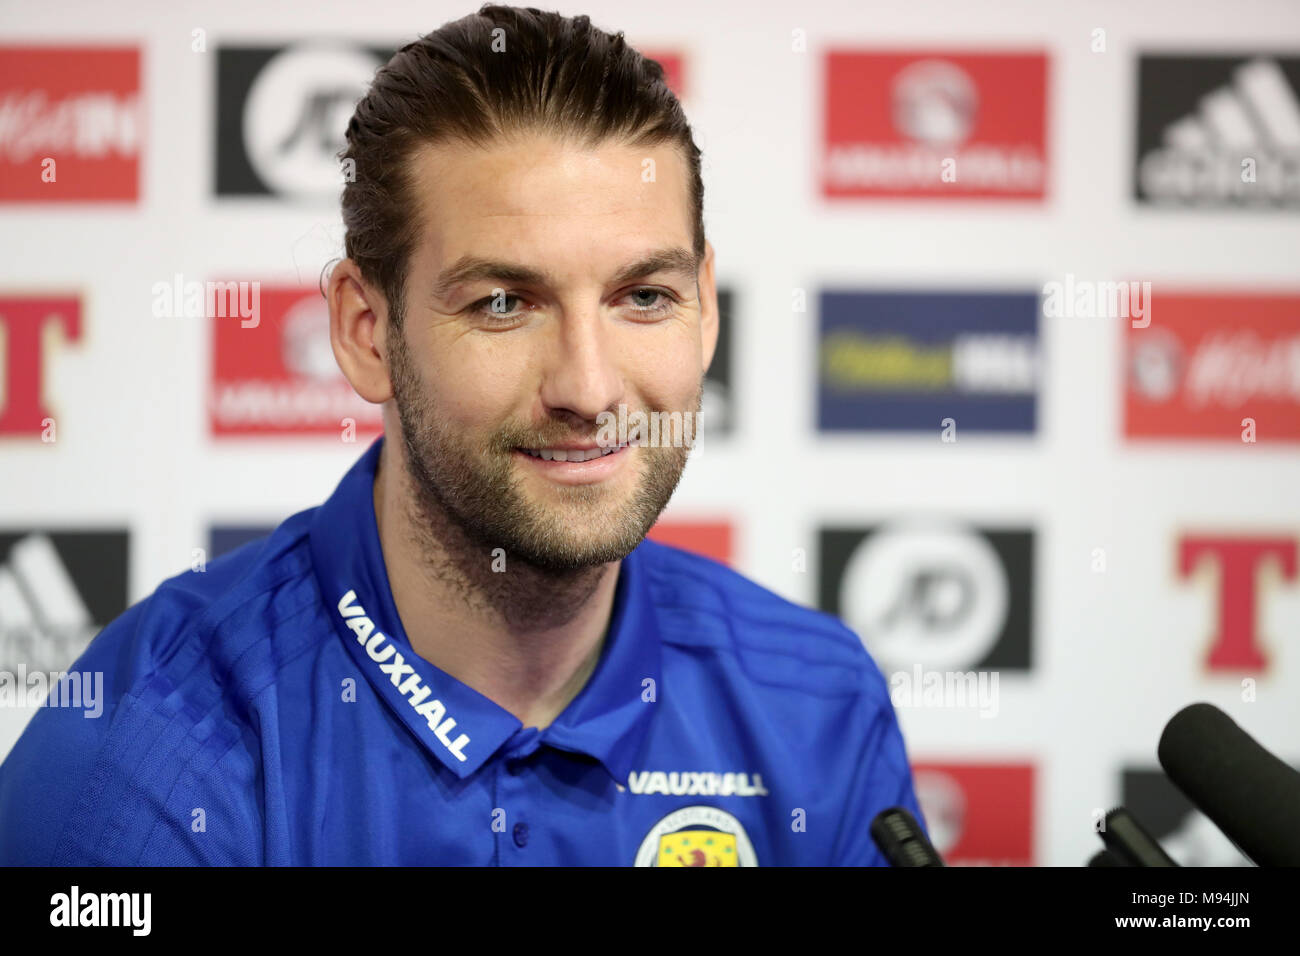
[
  {"left": 328, "top": 258, "right": 393, "bottom": 404},
  {"left": 699, "top": 239, "right": 719, "bottom": 375}
]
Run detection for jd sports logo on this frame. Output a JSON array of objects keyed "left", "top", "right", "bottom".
[
  {"left": 819, "top": 521, "right": 1033, "bottom": 674},
  {"left": 215, "top": 43, "right": 390, "bottom": 199}
]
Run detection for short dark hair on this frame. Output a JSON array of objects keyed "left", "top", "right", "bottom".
[{"left": 340, "top": 4, "right": 705, "bottom": 323}]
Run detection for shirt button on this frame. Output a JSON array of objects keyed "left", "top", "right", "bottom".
[{"left": 513, "top": 823, "right": 529, "bottom": 848}]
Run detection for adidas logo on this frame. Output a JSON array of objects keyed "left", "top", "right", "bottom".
[
  {"left": 1138, "top": 57, "right": 1300, "bottom": 205},
  {"left": 0, "top": 533, "right": 96, "bottom": 672}
]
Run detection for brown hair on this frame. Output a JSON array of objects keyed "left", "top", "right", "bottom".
[{"left": 339, "top": 4, "right": 705, "bottom": 323}]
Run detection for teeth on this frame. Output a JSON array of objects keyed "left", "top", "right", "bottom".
[{"left": 521, "top": 446, "right": 623, "bottom": 462}]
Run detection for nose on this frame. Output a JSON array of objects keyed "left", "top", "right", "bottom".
[{"left": 537, "top": 306, "right": 625, "bottom": 426}]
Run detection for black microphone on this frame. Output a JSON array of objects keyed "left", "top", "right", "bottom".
[
  {"left": 1158, "top": 701, "right": 1300, "bottom": 867},
  {"left": 870, "top": 807, "right": 945, "bottom": 866},
  {"left": 1099, "top": 807, "right": 1179, "bottom": 866}
]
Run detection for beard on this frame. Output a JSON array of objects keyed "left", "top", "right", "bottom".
[{"left": 386, "top": 314, "right": 697, "bottom": 573}]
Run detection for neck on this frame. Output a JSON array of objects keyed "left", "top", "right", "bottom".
[{"left": 372, "top": 438, "right": 621, "bottom": 731}]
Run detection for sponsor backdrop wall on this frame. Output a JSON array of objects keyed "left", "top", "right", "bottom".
[{"left": 2, "top": 0, "right": 1298, "bottom": 866}]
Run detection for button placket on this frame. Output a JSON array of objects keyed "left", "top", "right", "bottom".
[{"left": 496, "top": 748, "right": 535, "bottom": 862}]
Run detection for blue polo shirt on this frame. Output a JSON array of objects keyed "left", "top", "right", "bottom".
[{"left": 0, "top": 437, "right": 925, "bottom": 866}]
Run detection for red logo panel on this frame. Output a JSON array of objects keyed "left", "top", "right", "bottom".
[
  {"left": 647, "top": 520, "right": 732, "bottom": 565},
  {"left": 1125, "top": 293, "right": 1300, "bottom": 442},
  {"left": 910, "top": 762, "right": 1034, "bottom": 865},
  {"left": 822, "top": 51, "right": 1048, "bottom": 199},
  {"left": 0, "top": 47, "right": 141, "bottom": 202},
  {"left": 210, "top": 286, "right": 382, "bottom": 437}
]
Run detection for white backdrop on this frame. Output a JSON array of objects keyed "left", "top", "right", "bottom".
[{"left": 1, "top": 0, "right": 1298, "bottom": 866}]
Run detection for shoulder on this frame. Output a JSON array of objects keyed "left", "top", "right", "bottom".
[
  {"left": 0, "top": 508, "right": 326, "bottom": 865},
  {"left": 636, "top": 538, "right": 922, "bottom": 863},
  {"left": 89, "top": 507, "right": 327, "bottom": 712},
  {"left": 636, "top": 538, "right": 889, "bottom": 700}
]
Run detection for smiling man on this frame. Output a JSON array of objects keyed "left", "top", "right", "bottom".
[{"left": 0, "top": 4, "right": 925, "bottom": 866}]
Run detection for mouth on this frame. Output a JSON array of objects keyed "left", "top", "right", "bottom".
[
  {"left": 518, "top": 445, "right": 622, "bottom": 462},
  {"left": 512, "top": 442, "right": 633, "bottom": 485}
]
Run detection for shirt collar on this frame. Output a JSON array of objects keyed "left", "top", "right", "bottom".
[
  {"left": 539, "top": 526, "right": 662, "bottom": 786},
  {"left": 308, "top": 436, "right": 661, "bottom": 786}
]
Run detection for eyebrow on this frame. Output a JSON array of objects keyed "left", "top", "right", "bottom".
[{"left": 431, "top": 246, "right": 700, "bottom": 303}]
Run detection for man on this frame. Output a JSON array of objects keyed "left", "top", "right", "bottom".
[{"left": 0, "top": 4, "right": 925, "bottom": 866}]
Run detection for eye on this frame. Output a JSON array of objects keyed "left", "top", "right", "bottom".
[
  {"left": 624, "top": 287, "right": 677, "bottom": 319},
  {"left": 470, "top": 291, "right": 530, "bottom": 325},
  {"left": 467, "top": 286, "right": 679, "bottom": 326}
]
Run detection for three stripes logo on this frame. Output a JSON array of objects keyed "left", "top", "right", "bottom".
[
  {"left": 1135, "top": 55, "right": 1300, "bottom": 206},
  {"left": 0, "top": 531, "right": 127, "bottom": 673}
]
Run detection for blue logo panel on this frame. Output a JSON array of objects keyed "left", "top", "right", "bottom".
[{"left": 817, "top": 291, "right": 1041, "bottom": 433}]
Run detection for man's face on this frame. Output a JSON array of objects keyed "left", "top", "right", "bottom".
[{"left": 385, "top": 131, "right": 717, "bottom": 571}]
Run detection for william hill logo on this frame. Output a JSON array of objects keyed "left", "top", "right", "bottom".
[
  {"left": 817, "top": 291, "right": 1040, "bottom": 433},
  {"left": 820, "top": 331, "right": 1037, "bottom": 393}
]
